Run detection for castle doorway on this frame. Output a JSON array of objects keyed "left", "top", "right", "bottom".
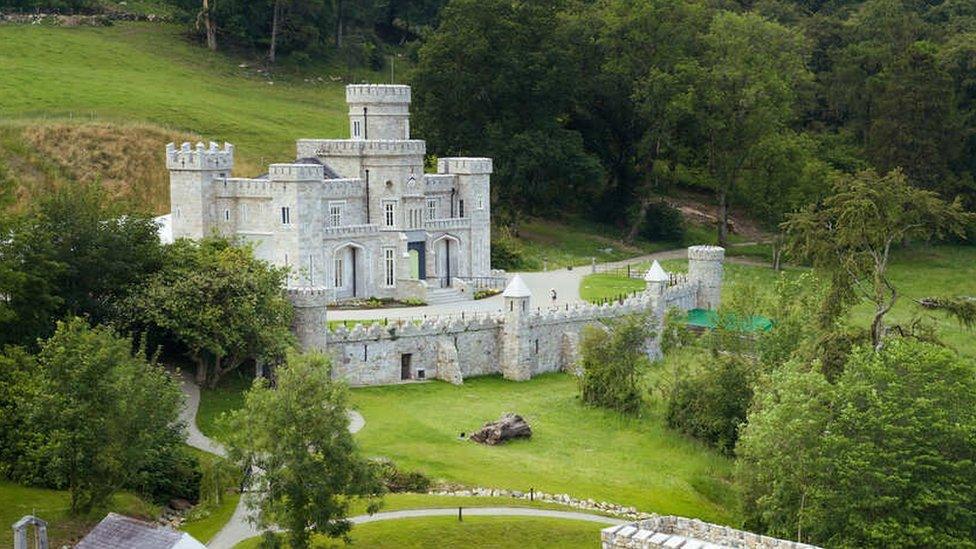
[
  {"left": 433, "top": 235, "right": 460, "bottom": 288},
  {"left": 400, "top": 353, "right": 412, "bottom": 380},
  {"left": 333, "top": 243, "right": 365, "bottom": 300},
  {"left": 407, "top": 241, "right": 426, "bottom": 279}
]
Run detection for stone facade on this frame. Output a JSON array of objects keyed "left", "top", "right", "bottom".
[
  {"left": 293, "top": 246, "right": 724, "bottom": 386},
  {"left": 601, "top": 516, "right": 821, "bottom": 549},
  {"left": 165, "top": 84, "right": 492, "bottom": 302}
]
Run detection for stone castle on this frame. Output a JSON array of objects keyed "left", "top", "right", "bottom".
[
  {"left": 162, "top": 83, "right": 726, "bottom": 385},
  {"left": 165, "top": 84, "right": 492, "bottom": 303}
]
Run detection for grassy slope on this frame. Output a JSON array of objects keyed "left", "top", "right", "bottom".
[
  {"left": 233, "top": 516, "right": 603, "bottom": 548},
  {"left": 0, "top": 22, "right": 362, "bottom": 213},
  {"left": 196, "top": 374, "right": 735, "bottom": 524},
  {"left": 349, "top": 375, "right": 736, "bottom": 524},
  {"left": 0, "top": 481, "right": 158, "bottom": 549}
]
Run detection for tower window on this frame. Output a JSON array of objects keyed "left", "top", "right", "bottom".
[
  {"left": 427, "top": 198, "right": 437, "bottom": 220},
  {"left": 334, "top": 256, "right": 344, "bottom": 287},
  {"left": 383, "top": 201, "right": 396, "bottom": 228},
  {"left": 353, "top": 120, "right": 361, "bottom": 137},
  {"left": 281, "top": 206, "right": 291, "bottom": 225},
  {"left": 224, "top": 209, "right": 230, "bottom": 222},
  {"left": 329, "top": 201, "right": 345, "bottom": 227},
  {"left": 459, "top": 199, "right": 465, "bottom": 218}
]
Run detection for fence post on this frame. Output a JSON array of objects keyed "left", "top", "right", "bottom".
[
  {"left": 458, "top": 507, "right": 463, "bottom": 521},
  {"left": 591, "top": 257, "right": 596, "bottom": 274}
]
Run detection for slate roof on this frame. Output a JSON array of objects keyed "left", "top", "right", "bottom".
[
  {"left": 644, "top": 260, "right": 669, "bottom": 283},
  {"left": 75, "top": 513, "right": 201, "bottom": 549},
  {"left": 502, "top": 275, "right": 532, "bottom": 298}
]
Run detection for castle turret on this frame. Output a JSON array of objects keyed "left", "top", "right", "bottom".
[
  {"left": 500, "top": 275, "right": 532, "bottom": 381},
  {"left": 166, "top": 141, "right": 234, "bottom": 239},
  {"left": 346, "top": 84, "right": 412, "bottom": 141},
  {"left": 438, "top": 157, "right": 493, "bottom": 276},
  {"left": 644, "top": 260, "right": 669, "bottom": 297},
  {"left": 287, "top": 286, "right": 330, "bottom": 352},
  {"left": 687, "top": 245, "right": 725, "bottom": 310}
]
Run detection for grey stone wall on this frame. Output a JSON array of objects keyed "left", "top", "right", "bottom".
[{"left": 601, "top": 516, "right": 822, "bottom": 549}]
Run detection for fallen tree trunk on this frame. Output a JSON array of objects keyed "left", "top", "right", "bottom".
[{"left": 470, "top": 413, "right": 532, "bottom": 445}]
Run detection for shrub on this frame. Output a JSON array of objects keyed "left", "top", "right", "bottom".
[
  {"left": 374, "top": 460, "right": 432, "bottom": 493},
  {"left": 474, "top": 289, "right": 501, "bottom": 300},
  {"left": 666, "top": 356, "right": 753, "bottom": 455},
  {"left": 490, "top": 226, "right": 531, "bottom": 271},
  {"left": 640, "top": 201, "right": 685, "bottom": 242},
  {"left": 133, "top": 445, "right": 202, "bottom": 504},
  {"left": 578, "top": 314, "right": 653, "bottom": 415}
]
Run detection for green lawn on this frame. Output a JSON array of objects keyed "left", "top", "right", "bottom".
[
  {"left": 195, "top": 370, "right": 254, "bottom": 442},
  {"left": 233, "top": 516, "right": 605, "bottom": 548},
  {"left": 0, "top": 481, "right": 159, "bottom": 549},
  {"left": 348, "top": 493, "right": 616, "bottom": 517},
  {"left": 349, "top": 374, "right": 736, "bottom": 524},
  {"left": 182, "top": 493, "right": 240, "bottom": 544}
]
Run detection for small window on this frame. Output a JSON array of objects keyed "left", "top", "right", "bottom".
[
  {"left": 426, "top": 198, "right": 437, "bottom": 220},
  {"left": 353, "top": 120, "right": 361, "bottom": 137},
  {"left": 459, "top": 199, "right": 465, "bottom": 218},
  {"left": 224, "top": 209, "right": 230, "bottom": 222},
  {"left": 384, "top": 247, "right": 395, "bottom": 286},
  {"left": 329, "top": 201, "right": 344, "bottom": 227},
  {"left": 240, "top": 203, "right": 249, "bottom": 223},
  {"left": 334, "top": 256, "right": 343, "bottom": 288},
  {"left": 478, "top": 194, "right": 485, "bottom": 210},
  {"left": 384, "top": 201, "right": 396, "bottom": 228},
  {"left": 281, "top": 206, "right": 291, "bottom": 225}
]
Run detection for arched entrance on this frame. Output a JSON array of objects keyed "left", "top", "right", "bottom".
[
  {"left": 433, "top": 234, "right": 460, "bottom": 287},
  {"left": 333, "top": 243, "right": 366, "bottom": 299}
]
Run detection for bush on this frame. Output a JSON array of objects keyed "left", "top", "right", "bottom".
[
  {"left": 578, "top": 314, "right": 653, "bottom": 415},
  {"left": 490, "top": 226, "right": 532, "bottom": 271},
  {"left": 639, "top": 201, "right": 685, "bottom": 242},
  {"left": 374, "top": 460, "right": 432, "bottom": 493},
  {"left": 666, "top": 356, "right": 753, "bottom": 455},
  {"left": 474, "top": 289, "right": 501, "bottom": 300},
  {"left": 133, "top": 445, "right": 202, "bottom": 504}
]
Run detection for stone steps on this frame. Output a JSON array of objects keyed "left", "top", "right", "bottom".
[{"left": 427, "top": 287, "right": 468, "bottom": 304}]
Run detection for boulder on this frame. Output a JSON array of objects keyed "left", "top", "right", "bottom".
[{"left": 470, "top": 413, "right": 532, "bottom": 445}]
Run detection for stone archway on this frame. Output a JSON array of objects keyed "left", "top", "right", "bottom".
[
  {"left": 332, "top": 242, "right": 367, "bottom": 299},
  {"left": 432, "top": 234, "right": 460, "bottom": 287}
]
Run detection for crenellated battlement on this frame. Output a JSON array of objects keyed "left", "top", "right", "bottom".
[
  {"left": 269, "top": 163, "right": 324, "bottom": 182},
  {"left": 326, "top": 313, "right": 503, "bottom": 343},
  {"left": 166, "top": 141, "right": 234, "bottom": 171},
  {"left": 438, "top": 157, "right": 493, "bottom": 175},
  {"left": 287, "top": 286, "right": 331, "bottom": 308},
  {"left": 346, "top": 84, "right": 412, "bottom": 104},
  {"left": 297, "top": 139, "right": 425, "bottom": 157},
  {"left": 687, "top": 245, "right": 725, "bottom": 262}
]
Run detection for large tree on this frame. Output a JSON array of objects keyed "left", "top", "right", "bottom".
[
  {"left": 688, "top": 11, "right": 811, "bottom": 246},
  {"left": 123, "top": 237, "right": 293, "bottom": 387},
  {"left": 10, "top": 319, "right": 186, "bottom": 513},
  {"left": 223, "top": 352, "right": 382, "bottom": 548},
  {"left": 412, "top": 0, "right": 602, "bottom": 222},
  {"left": 0, "top": 184, "right": 163, "bottom": 348},
  {"left": 783, "top": 169, "right": 972, "bottom": 349},
  {"left": 737, "top": 339, "right": 976, "bottom": 546}
]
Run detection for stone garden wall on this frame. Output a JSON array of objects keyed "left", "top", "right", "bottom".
[{"left": 602, "top": 516, "right": 822, "bottom": 549}]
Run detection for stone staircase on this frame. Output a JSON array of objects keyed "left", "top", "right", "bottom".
[{"left": 426, "top": 286, "right": 469, "bottom": 305}]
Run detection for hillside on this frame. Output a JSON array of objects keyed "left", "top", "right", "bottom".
[{"left": 0, "top": 21, "right": 388, "bottom": 213}]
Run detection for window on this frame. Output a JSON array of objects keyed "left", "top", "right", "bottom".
[
  {"left": 281, "top": 206, "right": 291, "bottom": 225},
  {"left": 224, "top": 209, "right": 230, "bottom": 222},
  {"left": 333, "top": 256, "right": 343, "bottom": 287},
  {"left": 384, "top": 248, "right": 395, "bottom": 286},
  {"left": 353, "top": 120, "right": 361, "bottom": 137},
  {"left": 459, "top": 199, "right": 465, "bottom": 218},
  {"left": 240, "top": 203, "right": 249, "bottom": 223},
  {"left": 478, "top": 194, "right": 485, "bottom": 210},
  {"left": 408, "top": 208, "right": 422, "bottom": 229},
  {"left": 383, "top": 201, "right": 396, "bottom": 228},
  {"left": 426, "top": 198, "right": 437, "bottom": 220},
  {"left": 329, "top": 201, "right": 344, "bottom": 227}
]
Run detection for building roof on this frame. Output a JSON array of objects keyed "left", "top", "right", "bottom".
[
  {"left": 644, "top": 260, "right": 669, "bottom": 283},
  {"left": 295, "top": 157, "right": 342, "bottom": 179},
  {"left": 502, "top": 275, "right": 531, "bottom": 298},
  {"left": 75, "top": 513, "right": 205, "bottom": 549}
]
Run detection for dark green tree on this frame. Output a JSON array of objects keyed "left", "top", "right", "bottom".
[{"left": 577, "top": 314, "right": 653, "bottom": 415}]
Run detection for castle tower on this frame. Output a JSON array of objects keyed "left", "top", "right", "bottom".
[
  {"left": 438, "top": 158, "right": 493, "bottom": 277},
  {"left": 687, "top": 245, "right": 725, "bottom": 310},
  {"left": 500, "top": 275, "right": 532, "bottom": 381},
  {"left": 268, "top": 163, "right": 326, "bottom": 287},
  {"left": 644, "top": 260, "right": 669, "bottom": 297},
  {"left": 346, "top": 84, "right": 412, "bottom": 141},
  {"left": 287, "top": 286, "right": 330, "bottom": 352},
  {"left": 166, "top": 141, "right": 234, "bottom": 239}
]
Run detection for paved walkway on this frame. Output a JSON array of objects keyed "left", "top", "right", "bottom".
[{"left": 350, "top": 507, "right": 626, "bottom": 526}]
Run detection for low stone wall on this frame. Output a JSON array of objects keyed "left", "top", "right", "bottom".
[
  {"left": 430, "top": 486, "right": 652, "bottom": 522},
  {"left": 602, "top": 516, "right": 822, "bottom": 549}
]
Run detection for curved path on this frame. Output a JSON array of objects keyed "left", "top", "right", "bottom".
[{"left": 180, "top": 374, "right": 627, "bottom": 548}]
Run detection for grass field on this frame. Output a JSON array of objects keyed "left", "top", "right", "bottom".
[
  {"left": 196, "top": 373, "right": 735, "bottom": 524},
  {"left": 0, "top": 22, "right": 387, "bottom": 213},
  {"left": 233, "top": 516, "right": 605, "bottom": 548},
  {"left": 0, "top": 481, "right": 158, "bottom": 549}
]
